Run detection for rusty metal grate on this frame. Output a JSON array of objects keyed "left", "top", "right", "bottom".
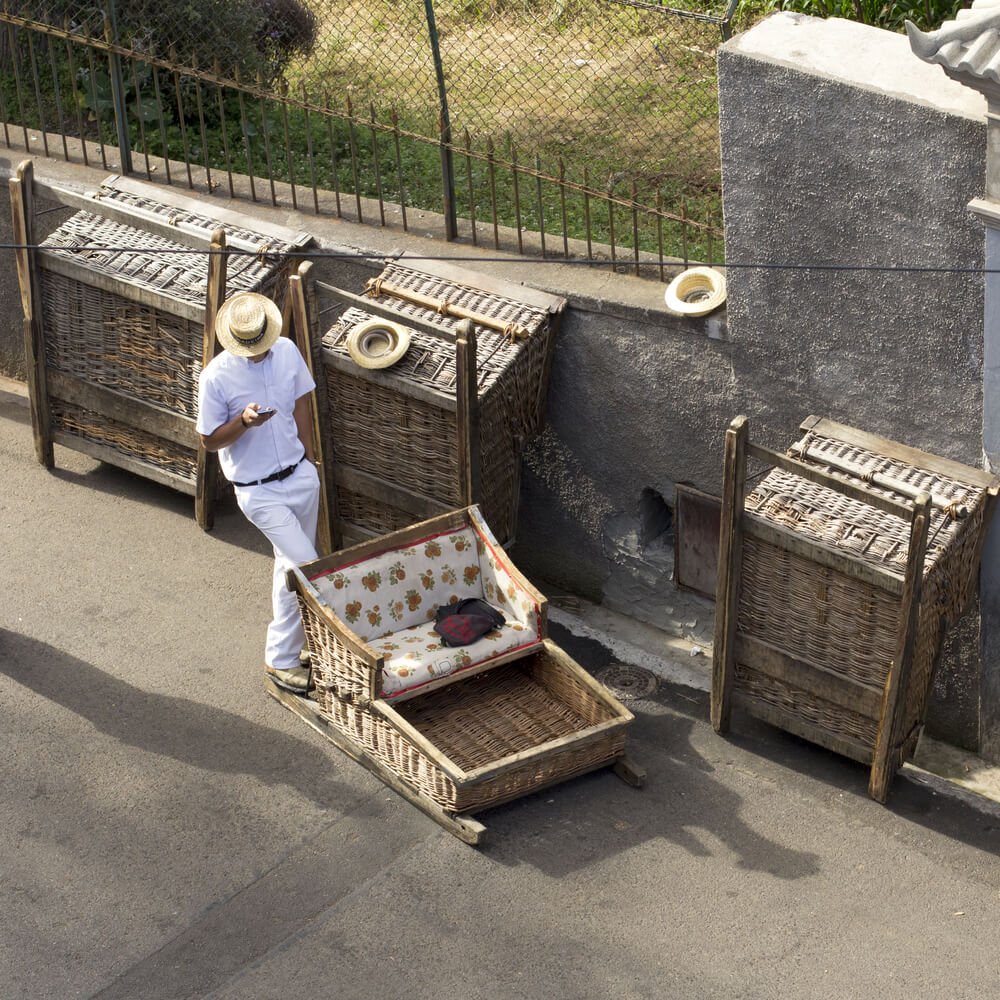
[{"left": 596, "top": 663, "right": 659, "bottom": 701}]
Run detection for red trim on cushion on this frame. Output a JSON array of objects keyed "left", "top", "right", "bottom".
[
  {"left": 381, "top": 636, "right": 543, "bottom": 699},
  {"left": 469, "top": 520, "right": 542, "bottom": 641},
  {"left": 306, "top": 526, "right": 467, "bottom": 582}
]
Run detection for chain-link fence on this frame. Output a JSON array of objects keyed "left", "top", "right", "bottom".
[{"left": 0, "top": 0, "right": 732, "bottom": 274}]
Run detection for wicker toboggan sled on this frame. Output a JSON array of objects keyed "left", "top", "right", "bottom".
[{"left": 267, "top": 505, "right": 642, "bottom": 844}]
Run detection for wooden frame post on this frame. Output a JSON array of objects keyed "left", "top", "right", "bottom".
[
  {"left": 455, "top": 318, "right": 481, "bottom": 507},
  {"left": 288, "top": 261, "right": 335, "bottom": 556},
  {"left": 869, "top": 491, "right": 931, "bottom": 802},
  {"left": 195, "top": 227, "right": 227, "bottom": 531},
  {"left": 711, "top": 415, "right": 749, "bottom": 733},
  {"left": 9, "top": 159, "right": 53, "bottom": 468}
]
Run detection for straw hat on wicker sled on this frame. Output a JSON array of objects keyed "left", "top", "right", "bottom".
[
  {"left": 215, "top": 292, "right": 283, "bottom": 357},
  {"left": 346, "top": 317, "right": 412, "bottom": 370}
]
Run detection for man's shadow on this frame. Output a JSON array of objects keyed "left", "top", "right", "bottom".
[{"left": 1, "top": 630, "right": 351, "bottom": 809}]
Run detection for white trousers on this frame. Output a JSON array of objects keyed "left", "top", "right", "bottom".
[{"left": 234, "top": 461, "right": 321, "bottom": 671}]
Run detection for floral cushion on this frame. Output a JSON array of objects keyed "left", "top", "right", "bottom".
[
  {"left": 311, "top": 527, "right": 484, "bottom": 643},
  {"left": 307, "top": 520, "right": 544, "bottom": 695},
  {"left": 372, "top": 619, "right": 539, "bottom": 697}
]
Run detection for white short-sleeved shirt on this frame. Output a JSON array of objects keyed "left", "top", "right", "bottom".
[{"left": 196, "top": 336, "right": 316, "bottom": 484}]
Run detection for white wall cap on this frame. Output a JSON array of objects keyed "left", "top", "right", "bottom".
[{"left": 723, "top": 12, "right": 986, "bottom": 123}]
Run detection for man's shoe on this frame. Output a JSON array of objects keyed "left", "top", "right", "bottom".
[
  {"left": 298, "top": 647, "right": 311, "bottom": 667},
  {"left": 265, "top": 664, "right": 312, "bottom": 693}
]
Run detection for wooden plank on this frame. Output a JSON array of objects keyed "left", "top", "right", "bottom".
[
  {"left": 531, "top": 301, "right": 563, "bottom": 435},
  {"left": 300, "top": 507, "right": 471, "bottom": 578},
  {"left": 734, "top": 691, "right": 874, "bottom": 765},
  {"left": 289, "top": 263, "right": 333, "bottom": 557},
  {"left": 334, "top": 464, "right": 452, "bottom": 523},
  {"left": 747, "top": 442, "right": 913, "bottom": 520},
  {"left": 800, "top": 415, "right": 999, "bottom": 491},
  {"left": 10, "top": 160, "right": 53, "bottom": 468},
  {"left": 869, "top": 493, "right": 931, "bottom": 803},
  {"left": 51, "top": 430, "right": 198, "bottom": 495},
  {"left": 613, "top": 755, "right": 646, "bottom": 788},
  {"left": 674, "top": 483, "right": 721, "bottom": 599},
  {"left": 46, "top": 371, "right": 196, "bottom": 448},
  {"left": 455, "top": 320, "right": 481, "bottom": 506},
  {"left": 743, "top": 515, "right": 905, "bottom": 597},
  {"left": 264, "top": 679, "right": 486, "bottom": 845},
  {"left": 195, "top": 227, "right": 227, "bottom": 532},
  {"left": 321, "top": 348, "right": 457, "bottom": 412},
  {"left": 387, "top": 251, "right": 567, "bottom": 313},
  {"left": 711, "top": 415, "right": 748, "bottom": 733},
  {"left": 99, "top": 174, "right": 314, "bottom": 246},
  {"left": 382, "top": 644, "right": 546, "bottom": 705},
  {"left": 38, "top": 250, "right": 206, "bottom": 323},
  {"left": 735, "top": 634, "right": 882, "bottom": 719},
  {"left": 459, "top": 716, "right": 629, "bottom": 785}
]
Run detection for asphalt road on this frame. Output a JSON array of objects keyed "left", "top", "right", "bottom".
[{"left": 3, "top": 383, "right": 1000, "bottom": 1000}]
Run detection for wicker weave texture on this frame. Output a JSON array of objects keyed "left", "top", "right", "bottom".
[
  {"left": 736, "top": 428, "right": 991, "bottom": 756},
  {"left": 50, "top": 398, "right": 197, "bottom": 480},
  {"left": 313, "top": 654, "right": 624, "bottom": 812}
]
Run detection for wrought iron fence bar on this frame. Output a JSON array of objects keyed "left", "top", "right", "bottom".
[
  {"left": 608, "top": 191, "right": 617, "bottom": 272},
  {"left": 558, "top": 159, "right": 569, "bottom": 260},
  {"left": 535, "top": 153, "right": 545, "bottom": 257},
  {"left": 103, "top": 5, "right": 131, "bottom": 174},
  {"left": 44, "top": 33, "right": 69, "bottom": 160},
  {"left": 346, "top": 98, "right": 363, "bottom": 223},
  {"left": 392, "top": 109, "right": 407, "bottom": 233},
  {"left": 280, "top": 96, "right": 297, "bottom": 211},
  {"left": 656, "top": 193, "right": 665, "bottom": 281},
  {"left": 464, "top": 128, "right": 476, "bottom": 247},
  {"left": 511, "top": 140, "right": 522, "bottom": 255},
  {"left": 213, "top": 69, "right": 235, "bottom": 198},
  {"left": 84, "top": 44, "right": 108, "bottom": 169},
  {"left": 150, "top": 64, "right": 173, "bottom": 184},
  {"left": 234, "top": 78, "right": 257, "bottom": 202},
  {"left": 171, "top": 60, "right": 193, "bottom": 189},
  {"left": 584, "top": 166, "right": 593, "bottom": 262},
  {"left": 370, "top": 102, "right": 384, "bottom": 227},
  {"left": 301, "top": 84, "right": 319, "bottom": 214},
  {"left": 8, "top": 24, "right": 31, "bottom": 151},
  {"left": 487, "top": 138, "right": 499, "bottom": 250},
  {"left": 62, "top": 33, "right": 87, "bottom": 165},
  {"left": 632, "top": 180, "right": 640, "bottom": 276},
  {"left": 25, "top": 29, "right": 49, "bottom": 157},
  {"left": 324, "top": 94, "right": 342, "bottom": 218},
  {"left": 256, "top": 83, "right": 277, "bottom": 206},
  {"left": 193, "top": 78, "right": 212, "bottom": 194},
  {"left": 128, "top": 57, "right": 151, "bottom": 179}
]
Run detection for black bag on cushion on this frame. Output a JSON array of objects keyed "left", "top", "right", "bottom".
[{"left": 433, "top": 598, "right": 505, "bottom": 647}]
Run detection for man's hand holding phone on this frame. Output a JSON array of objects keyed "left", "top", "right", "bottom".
[{"left": 241, "top": 403, "right": 276, "bottom": 428}]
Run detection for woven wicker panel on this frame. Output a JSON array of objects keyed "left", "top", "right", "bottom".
[
  {"left": 41, "top": 212, "right": 290, "bottom": 305},
  {"left": 312, "top": 653, "right": 624, "bottom": 812},
  {"left": 50, "top": 398, "right": 197, "bottom": 480},
  {"left": 734, "top": 663, "right": 879, "bottom": 747},
  {"left": 333, "top": 487, "right": 415, "bottom": 537},
  {"left": 40, "top": 270, "right": 205, "bottom": 417}
]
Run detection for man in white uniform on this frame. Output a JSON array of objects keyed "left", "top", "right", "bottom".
[{"left": 196, "top": 291, "right": 321, "bottom": 693}]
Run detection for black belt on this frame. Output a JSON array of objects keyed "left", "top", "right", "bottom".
[{"left": 233, "top": 461, "right": 299, "bottom": 488}]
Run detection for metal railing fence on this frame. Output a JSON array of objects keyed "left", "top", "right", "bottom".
[{"left": 0, "top": 0, "right": 731, "bottom": 277}]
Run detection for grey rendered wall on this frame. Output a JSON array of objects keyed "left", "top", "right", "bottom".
[{"left": 718, "top": 14, "right": 988, "bottom": 750}]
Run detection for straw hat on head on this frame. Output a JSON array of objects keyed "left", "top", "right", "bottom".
[{"left": 215, "top": 291, "right": 283, "bottom": 357}]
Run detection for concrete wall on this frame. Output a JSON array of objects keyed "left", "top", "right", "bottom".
[{"left": 718, "top": 14, "right": 989, "bottom": 750}]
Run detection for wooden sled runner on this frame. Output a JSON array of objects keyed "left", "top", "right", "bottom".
[{"left": 268, "top": 505, "right": 643, "bottom": 845}]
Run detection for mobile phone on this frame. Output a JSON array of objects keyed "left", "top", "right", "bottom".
[{"left": 257, "top": 406, "right": 276, "bottom": 416}]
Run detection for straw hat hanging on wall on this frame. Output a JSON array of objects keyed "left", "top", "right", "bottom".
[{"left": 346, "top": 317, "right": 413, "bottom": 369}]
